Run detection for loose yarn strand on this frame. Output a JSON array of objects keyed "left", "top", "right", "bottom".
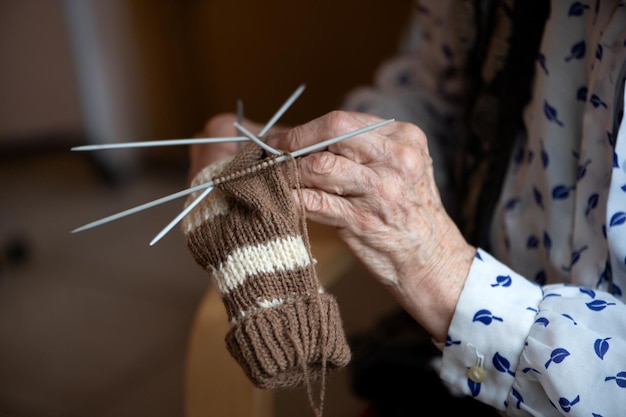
[{"left": 287, "top": 153, "right": 328, "bottom": 417}]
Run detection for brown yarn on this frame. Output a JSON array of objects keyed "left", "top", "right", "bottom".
[
  {"left": 287, "top": 153, "right": 328, "bottom": 417},
  {"left": 182, "top": 142, "right": 350, "bottom": 416}
]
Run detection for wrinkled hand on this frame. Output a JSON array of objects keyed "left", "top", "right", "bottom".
[{"left": 273, "top": 111, "right": 476, "bottom": 342}]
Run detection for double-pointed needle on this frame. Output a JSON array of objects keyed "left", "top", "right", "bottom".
[
  {"left": 148, "top": 86, "right": 303, "bottom": 245},
  {"left": 70, "top": 84, "right": 305, "bottom": 152},
  {"left": 70, "top": 136, "right": 248, "bottom": 151},
  {"left": 71, "top": 84, "right": 305, "bottom": 237}
]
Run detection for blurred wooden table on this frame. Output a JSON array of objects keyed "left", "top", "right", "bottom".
[{"left": 184, "top": 223, "right": 355, "bottom": 417}]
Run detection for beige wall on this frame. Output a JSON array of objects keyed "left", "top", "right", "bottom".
[
  {"left": 0, "top": 1, "right": 82, "bottom": 140},
  {"left": 1, "top": 0, "right": 412, "bottom": 163}
]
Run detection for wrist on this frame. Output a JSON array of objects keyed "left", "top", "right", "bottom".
[{"left": 394, "top": 224, "right": 475, "bottom": 343}]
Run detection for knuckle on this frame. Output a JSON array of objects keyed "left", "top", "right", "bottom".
[
  {"left": 325, "top": 110, "right": 360, "bottom": 135},
  {"left": 394, "top": 143, "right": 418, "bottom": 167},
  {"left": 302, "top": 190, "right": 325, "bottom": 213},
  {"left": 325, "top": 110, "right": 348, "bottom": 127},
  {"left": 309, "top": 152, "right": 337, "bottom": 175}
]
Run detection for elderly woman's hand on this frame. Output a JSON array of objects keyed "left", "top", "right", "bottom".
[{"left": 274, "top": 110, "right": 476, "bottom": 342}]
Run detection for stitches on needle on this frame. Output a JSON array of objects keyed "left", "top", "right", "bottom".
[{"left": 211, "top": 154, "right": 283, "bottom": 186}]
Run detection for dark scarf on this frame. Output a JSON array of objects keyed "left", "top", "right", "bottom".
[{"left": 457, "top": 0, "right": 550, "bottom": 248}]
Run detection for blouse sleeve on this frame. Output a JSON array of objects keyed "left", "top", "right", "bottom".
[{"left": 440, "top": 81, "right": 626, "bottom": 416}]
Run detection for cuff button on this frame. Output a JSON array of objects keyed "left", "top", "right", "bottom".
[{"left": 467, "top": 365, "right": 486, "bottom": 383}]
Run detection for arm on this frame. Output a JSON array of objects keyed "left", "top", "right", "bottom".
[
  {"left": 272, "top": 110, "right": 474, "bottom": 344},
  {"left": 333, "top": 1, "right": 626, "bottom": 414},
  {"left": 441, "top": 251, "right": 626, "bottom": 416},
  {"left": 185, "top": 1, "right": 626, "bottom": 415},
  {"left": 271, "top": 100, "right": 626, "bottom": 416},
  {"left": 441, "top": 81, "right": 626, "bottom": 415}
]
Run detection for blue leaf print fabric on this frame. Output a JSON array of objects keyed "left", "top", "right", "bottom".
[
  {"left": 340, "top": 0, "right": 626, "bottom": 415},
  {"left": 594, "top": 337, "right": 611, "bottom": 359},
  {"left": 447, "top": 1, "right": 626, "bottom": 414},
  {"left": 544, "top": 348, "right": 570, "bottom": 369}
]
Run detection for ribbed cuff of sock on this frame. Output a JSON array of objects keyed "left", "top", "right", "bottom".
[{"left": 225, "top": 292, "right": 351, "bottom": 390}]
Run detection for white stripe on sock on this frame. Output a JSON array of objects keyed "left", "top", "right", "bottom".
[{"left": 214, "top": 235, "right": 311, "bottom": 294}]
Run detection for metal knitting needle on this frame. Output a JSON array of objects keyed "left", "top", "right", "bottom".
[
  {"left": 235, "top": 99, "right": 244, "bottom": 132},
  {"left": 258, "top": 84, "right": 305, "bottom": 137},
  {"left": 147, "top": 121, "right": 276, "bottom": 246},
  {"left": 237, "top": 99, "right": 244, "bottom": 122},
  {"left": 234, "top": 122, "right": 281, "bottom": 155},
  {"left": 71, "top": 136, "right": 248, "bottom": 151},
  {"left": 149, "top": 185, "right": 214, "bottom": 246},
  {"left": 230, "top": 84, "right": 305, "bottom": 152},
  {"left": 147, "top": 118, "right": 394, "bottom": 245},
  {"left": 71, "top": 101, "right": 246, "bottom": 234},
  {"left": 282, "top": 118, "right": 395, "bottom": 160},
  {"left": 147, "top": 86, "right": 304, "bottom": 243},
  {"left": 70, "top": 181, "right": 213, "bottom": 233},
  {"left": 72, "top": 87, "right": 301, "bottom": 234},
  {"left": 71, "top": 85, "right": 303, "bottom": 152},
  {"left": 234, "top": 99, "right": 246, "bottom": 151},
  {"left": 72, "top": 119, "right": 394, "bottom": 236},
  {"left": 148, "top": 98, "right": 252, "bottom": 246}
]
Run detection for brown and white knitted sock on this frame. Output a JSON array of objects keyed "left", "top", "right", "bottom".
[{"left": 182, "top": 142, "right": 351, "bottom": 399}]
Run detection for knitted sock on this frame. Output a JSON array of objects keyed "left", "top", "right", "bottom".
[{"left": 182, "top": 143, "right": 351, "bottom": 398}]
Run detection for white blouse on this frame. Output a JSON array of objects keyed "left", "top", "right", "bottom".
[{"left": 342, "top": 1, "right": 626, "bottom": 415}]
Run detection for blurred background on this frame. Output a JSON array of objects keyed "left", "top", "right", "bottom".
[{"left": 0, "top": 1, "right": 412, "bottom": 416}]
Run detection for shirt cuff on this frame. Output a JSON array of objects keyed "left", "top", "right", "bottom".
[{"left": 440, "top": 248, "right": 544, "bottom": 410}]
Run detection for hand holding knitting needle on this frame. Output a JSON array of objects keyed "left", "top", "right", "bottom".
[{"left": 269, "top": 110, "right": 476, "bottom": 343}]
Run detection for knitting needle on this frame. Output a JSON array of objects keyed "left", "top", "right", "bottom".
[
  {"left": 72, "top": 88, "right": 301, "bottom": 233},
  {"left": 146, "top": 120, "right": 277, "bottom": 245},
  {"left": 71, "top": 85, "right": 304, "bottom": 152},
  {"left": 230, "top": 84, "right": 304, "bottom": 152},
  {"left": 283, "top": 118, "right": 395, "bottom": 159},
  {"left": 147, "top": 119, "right": 278, "bottom": 246},
  {"left": 235, "top": 99, "right": 244, "bottom": 132},
  {"left": 149, "top": 185, "right": 214, "bottom": 246},
  {"left": 147, "top": 118, "right": 394, "bottom": 245},
  {"left": 70, "top": 136, "right": 248, "bottom": 151},
  {"left": 145, "top": 84, "right": 304, "bottom": 242},
  {"left": 258, "top": 84, "right": 305, "bottom": 137},
  {"left": 237, "top": 99, "right": 244, "bottom": 122},
  {"left": 147, "top": 86, "right": 305, "bottom": 244},
  {"left": 234, "top": 122, "right": 281, "bottom": 155},
  {"left": 70, "top": 181, "right": 213, "bottom": 233},
  {"left": 72, "top": 119, "right": 394, "bottom": 236},
  {"left": 71, "top": 101, "right": 245, "bottom": 234}
]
